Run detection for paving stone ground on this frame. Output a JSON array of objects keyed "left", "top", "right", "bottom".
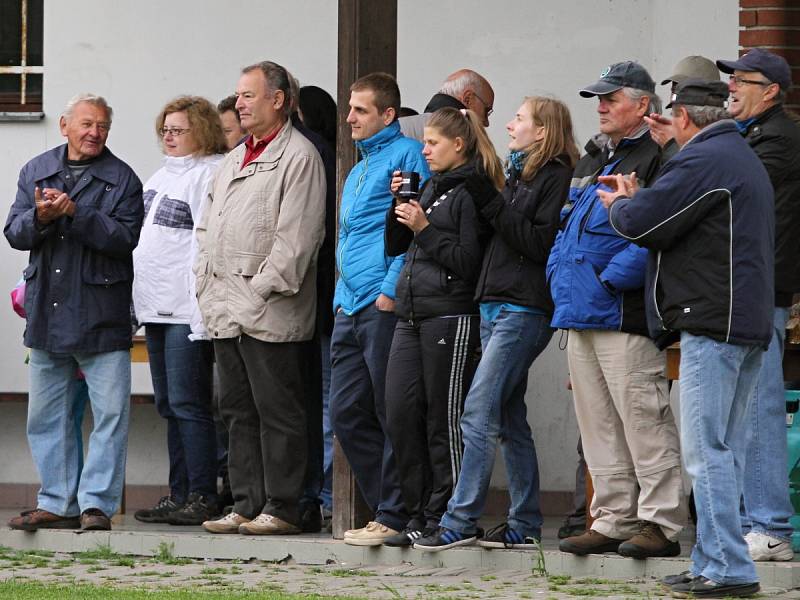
[{"left": 0, "top": 546, "right": 799, "bottom": 599}]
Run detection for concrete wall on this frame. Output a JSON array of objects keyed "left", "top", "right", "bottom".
[{"left": 0, "top": 0, "right": 738, "bottom": 495}]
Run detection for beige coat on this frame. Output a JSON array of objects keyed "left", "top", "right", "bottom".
[{"left": 194, "top": 119, "right": 325, "bottom": 342}]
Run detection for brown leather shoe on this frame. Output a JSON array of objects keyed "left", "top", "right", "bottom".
[
  {"left": 80, "top": 508, "right": 111, "bottom": 531},
  {"left": 8, "top": 509, "right": 81, "bottom": 531},
  {"left": 559, "top": 529, "right": 625, "bottom": 555},
  {"left": 617, "top": 521, "right": 680, "bottom": 558}
]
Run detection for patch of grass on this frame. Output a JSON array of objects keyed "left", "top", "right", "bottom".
[
  {"left": 75, "top": 544, "right": 118, "bottom": 560},
  {"left": 132, "top": 570, "right": 162, "bottom": 577},
  {"left": 86, "top": 565, "right": 107, "bottom": 573},
  {"left": 480, "top": 574, "right": 497, "bottom": 581},
  {"left": 112, "top": 557, "right": 136, "bottom": 568},
  {"left": 327, "top": 568, "right": 377, "bottom": 577},
  {"left": 0, "top": 580, "right": 367, "bottom": 599},
  {"left": 152, "top": 542, "right": 191, "bottom": 565},
  {"left": 201, "top": 566, "right": 229, "bottom": 575},
  {"left": 548, "top": 574, "right": 571, "bottom": 585}
]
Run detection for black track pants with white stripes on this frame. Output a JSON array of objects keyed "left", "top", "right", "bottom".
[{"left": 384, "top": 315, "right": 481, "bottom": 529}]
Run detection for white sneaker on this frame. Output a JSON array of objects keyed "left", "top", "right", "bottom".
[
  {"left": 744, "top": 531, "right": 794, "bottom": 561},
  {"left": 343, "top": 521, "right": 399, "bottom": 546},
  {"left": 202, "top": 512, "right": 250, "bottom": 534}
]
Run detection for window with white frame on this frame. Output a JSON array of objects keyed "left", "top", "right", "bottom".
[{"left": 0, "top": 0, "right": 43, "bottom": 119}]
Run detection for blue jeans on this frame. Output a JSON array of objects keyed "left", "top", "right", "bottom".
[
  {"left": 440, "top": 310, "right": 553, "bottom": 538},
  {"left": 320, "top": 333, "right": 333, "bottom": 510},
  {"left": 680, "top": 332, "right": 763, "bottom": 585},
  {"left": 146, "top": 324, "right": 216, "bottom": 502},
  {"left": 741, "top": 307, "right": 793, "bottom": 541},
  {"left": 28, "top": 348, "right": 131, "bottom": 517}
]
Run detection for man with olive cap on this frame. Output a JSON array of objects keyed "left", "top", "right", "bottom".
[
  {"left": 646, "top": 55, "right": 720, "bottom": 159},
  {"left": 599, "top": 78, "right": 774, "bottom": 599},
  {"left": 548, "top": 61, "right": 687, "bottom": 559},
  {"left": 716, "top": 48, "right": 800, "bottom": 563}
]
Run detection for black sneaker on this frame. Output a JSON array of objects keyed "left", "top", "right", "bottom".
[
  {"left": 661, "top": 571, "right": 693, "bottom": 588},
  {"left": 384, "top": 526, "right": 433, "bottom": 547},
  {"left": 413, "top": 526, "right": 477, "bottom": 552},
  {"left": 134, "top": 496, "right": 184, "bottom": 523},
  {"left": 167, "top": 493, "right": 217, "bottom": 526},
  {"left": 477, "top": 523, "right": 540, "bottom": 549},
  {"left": 300, "top": 504, "right": 323, "bottom": 533},
  {"left": 669, "top": 576, "right": 760, "bottom": 598}
]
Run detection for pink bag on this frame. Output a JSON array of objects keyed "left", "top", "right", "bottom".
[{"left": 10, "top": 277, "right": 26, "bottom": 318}]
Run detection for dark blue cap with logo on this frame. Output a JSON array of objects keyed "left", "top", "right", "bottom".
[
  {"left": 716, "top": 48, "right": 791, "bottom": 90},
  {"left": 579, "top": 61, "right": 656, "bottom": 98}
]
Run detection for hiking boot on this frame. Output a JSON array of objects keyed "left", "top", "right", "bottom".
[
  {"left": 134, "top": 496, "right": 184, "bottom": 524},
  {"left": 744, "top": 531, "right": 794, "bottom": 561},
  {"left": 203, "top": 512, "right": 250, "bottom": 534},
  {"left": 669, "top": 576, "right": 759, "bottom": 598},
  {"left": 344, "top": 521, "right": 399, "bottom": 546},
  {"left": 8, "top": 508, "right": 80, "bottom": 531},
  {"left": 559, "top": 529, "right": 624, "bottom": 555},
  {"left": 80, "top": 508, "right": 111, "bottom": 531},
  {"left": 299, "top": 504, "right": 322, "bottom": 533},
  {"left": 238, "top": 513, "right": 301, "bottom": 535},
  {"left": 617, "top": 521, "right": 680, "bottom": 558},
  {"left": 167, "top": 493, "right": 217, "bottom": 526},
  {"left": 477, "top": 522, "right": 540, "bottom": 549},
  {"left": 413, "top": 526, "right": 477, "bottom": 552}
]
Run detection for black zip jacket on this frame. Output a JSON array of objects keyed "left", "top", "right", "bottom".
[
  {"left": 741, "top": 104, "right": 800, "bottom": 306},
  {"left": 474, "top": 156, "right": 572, "bottom": 313},
  {"left": 385, "top": 162, "right": 488, "bottom": 320}
]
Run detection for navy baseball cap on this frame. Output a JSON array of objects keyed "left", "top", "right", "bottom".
[
  {"left": 716, "top": 48, "right": 791, "bottom": 90},
  {"left": 579, "top": 61, "right": 656, "bottom": 98},
  {"left": 666, "top": 79, "right": 730, "bottom": 109}
]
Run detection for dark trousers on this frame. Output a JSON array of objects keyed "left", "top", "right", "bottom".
[
  {"left": 385, "top": 316, "right": 481, "bottom": 529},
  {"left": 330, "top": 304, "right": 407, "bottom": 531},
  {"left": 301, "top": 334, "right": 324, "bottom": 511},
  {"left": 213, "top": 335, "right": 307, "bottom": 525},
  {"left": 146, "top": 324, "right": 217, "bottom": 502}
]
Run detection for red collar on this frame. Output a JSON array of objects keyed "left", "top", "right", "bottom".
[{"left": 241, "top": 127, "right": 281, "bottom": 169}]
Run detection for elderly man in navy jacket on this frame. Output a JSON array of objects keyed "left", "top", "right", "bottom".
[
  {"left": 600, "top": 79, "right": 773, "bottom": 599},
  {"left": 5, "top": 93, "right": 143, "bottom": 532}
]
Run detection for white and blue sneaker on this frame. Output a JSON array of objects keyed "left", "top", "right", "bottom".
[{"left": 413, "top": 526, "right": 477, "bottom": 552}]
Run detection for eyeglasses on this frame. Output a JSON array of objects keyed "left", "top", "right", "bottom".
[
  {"left": 728, "top": 75, "right": 772, "bottom": 87},
  {"left": 472, "top": 91, "right": 494, "bottom": 118},
  {"left": 159, "top": 127, "right": 191, "bottom": 137}
]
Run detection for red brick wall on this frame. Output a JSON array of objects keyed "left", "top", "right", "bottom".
[{"left": 739, "top": 0, "right": 800, "bottom": 109}]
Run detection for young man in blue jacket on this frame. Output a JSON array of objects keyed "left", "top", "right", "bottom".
[
  {"left": 330, "top": 72, "right": 430, "bottom": 545},
  {"left": 547, "top": 62, "right": 687, "bottom": 558},
  {"left": 601, "top": 78, "right": 773, "bottom": 600}
]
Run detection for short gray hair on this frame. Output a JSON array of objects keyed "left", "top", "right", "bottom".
[
  {"left": 678, "top": 104, "right": 730, "bottom": 128},
  {"left": 621, "top": 87, "right": 662, "bottom": 115},
  {"left": 439, "top": 70, "right": 485, "bottom": 99},
  {"left": 63, "top": 93, "right": 113, "bottom": 121},
  {"left": 242, "top": 60, "right": 292, "bottom": 116}
]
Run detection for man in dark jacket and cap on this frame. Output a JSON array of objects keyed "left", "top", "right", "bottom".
[
  {"left": 601, "top": 78, "right": 774, "bottom": 599},
  {"left": 5, "top": 93, "right": 144, "bottom": 532},
  {"left": 716, "top": 48, "right": 800, "bottom": 563}
]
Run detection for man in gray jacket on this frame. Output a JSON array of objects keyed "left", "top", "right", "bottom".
[{"left": 195, "top": 61, "right": 326, "bottom": 536}]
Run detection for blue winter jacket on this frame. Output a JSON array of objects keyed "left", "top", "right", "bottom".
[
  {"left": 4, "top": 145, "right": 144, "bottom": 353},
  {"left": 546, "top": 132, "right": 662, "bottom": 334},
  {"left": 334, "top": 121, "right": 429, "bottom": 315}
]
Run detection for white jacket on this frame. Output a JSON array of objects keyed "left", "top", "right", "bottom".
[{"left": 133, "top": 153, "right": 223, "bottom": 339}]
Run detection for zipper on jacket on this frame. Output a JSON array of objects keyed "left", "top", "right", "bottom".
[{"left": 652, "top": 250, "right": 666, "bottom": 330}]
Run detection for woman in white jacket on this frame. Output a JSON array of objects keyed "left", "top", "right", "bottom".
[{"left": 132, "top": 96, "right": 227, "bottom": 526}]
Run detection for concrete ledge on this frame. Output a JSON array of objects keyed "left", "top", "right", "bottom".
[{"left": 0, "top": 520, "right": 797, "bottom": 588}]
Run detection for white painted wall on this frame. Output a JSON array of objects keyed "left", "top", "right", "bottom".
[{"left": 0, "top": 0, "right": 738, "bottom": 493}]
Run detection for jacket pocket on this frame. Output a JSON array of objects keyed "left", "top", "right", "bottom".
[
  {"left": 571, "top": 253, "right": 619, "bottom": 325},
  {"left": 228, "top": 252, "right": 269, "bottom": 330},
  {"left": 82, "top": 258, "right": 131, "bottom": 330},
  {"left": 21, "top": 263, "right": 38, "bottom": 318}
]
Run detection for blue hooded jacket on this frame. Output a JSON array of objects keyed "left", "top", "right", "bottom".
[{"left": 334, "top": 121, "right": 429, "bottom": 315}]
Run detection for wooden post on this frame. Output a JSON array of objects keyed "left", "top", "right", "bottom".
[{"left": 332, "top": 0, "right": 398, "bottom": 540}]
